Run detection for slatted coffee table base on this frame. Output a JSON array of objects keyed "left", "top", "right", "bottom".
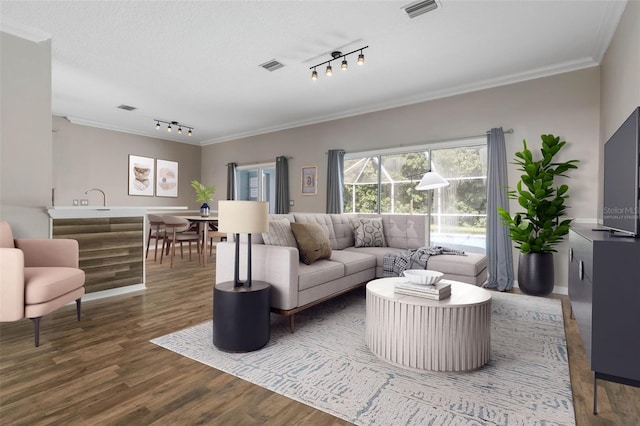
[{"left": 366, "top": 278, "right": 491, "bottom": 372}]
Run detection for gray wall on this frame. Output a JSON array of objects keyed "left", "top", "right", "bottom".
[
  {"left": 0, "top": 32, "right": 52, "bottom": 238},
  {"left": 52, "top": 116, "right": 202, "bottom": 210},
  {"left": 202, "top": 68, "right": 602, "bottom": 290},
  {"left": 598, "top": 0, "right": 640, "bottom": 220}
]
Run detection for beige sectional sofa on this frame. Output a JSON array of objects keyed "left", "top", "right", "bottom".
[{"left": 215, "top": 213, "right": 487, "bottom": 332}]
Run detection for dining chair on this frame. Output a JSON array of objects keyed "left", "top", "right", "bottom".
[
  {"left": 145, "top": 214, "right": 166, "bottom": 261},
  {"left": 207, "top": 222, "right": 228, "bottom": 256},
  {"left": 160, "top": 216, "right": 201, "bottom": 268}
]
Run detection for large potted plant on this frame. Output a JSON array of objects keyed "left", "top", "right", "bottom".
[
  {"left": 191, "top": 180, "right": 216, "bottom": 217},
  {"left": 498, "top": 134, "right": 579, "bottom": 295}
]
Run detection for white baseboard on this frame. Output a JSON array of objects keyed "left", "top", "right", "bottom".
[{"left": 80, "top": 284, "right": 146, "bottom": 303}]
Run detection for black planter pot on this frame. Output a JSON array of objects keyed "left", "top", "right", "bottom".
[{"left": 517, "top": 252, "right": 554, "bottom": 296}]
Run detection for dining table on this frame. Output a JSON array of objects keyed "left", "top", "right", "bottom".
[{"left": 182, "top": 215, "right": 219, "bottom": 267}]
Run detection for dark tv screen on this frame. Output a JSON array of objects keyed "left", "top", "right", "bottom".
[{"left": 603, "top": 107, "right": 640, "bottom": 237}]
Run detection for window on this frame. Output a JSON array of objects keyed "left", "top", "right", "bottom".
[
  {"left": 236, "top": 164, "right": 276, "bottom": 213},
  {"left": 343, "top": 139, "right": 487, "bottom": 253}
]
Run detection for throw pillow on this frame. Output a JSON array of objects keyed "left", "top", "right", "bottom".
[
  {"left": 262, "top": 219, "right": 297, "bottom": 247},
  {"left": 290, "top": 221, "right": 332, "bottom": 265},
  {"left": 352, "top": 218, "right": 387, "bottom": 248}
]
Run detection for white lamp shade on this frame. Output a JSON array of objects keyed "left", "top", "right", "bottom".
[
  {"left": 218, "top": 201, "right": 269, "bottom": 234},
  {"left": 415, "top": 171, "right": 449, "bottom": 190}
]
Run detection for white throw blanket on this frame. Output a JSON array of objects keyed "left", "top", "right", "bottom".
[{"left": 382, "top": 246, "right": 466, "bottom": 277}]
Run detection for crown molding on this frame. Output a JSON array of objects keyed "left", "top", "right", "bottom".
[
  {"left": 201, "top": 57, "right": 599, "bottom": 145},
  {"left": 591, "top": 0, "right": 628, "bottom": 63},
  {"left": 0, "top": 18, "right": 50, "bottom": 43},
  {"left": 63, "top": 116, "right": 202, "bottom": 146}
]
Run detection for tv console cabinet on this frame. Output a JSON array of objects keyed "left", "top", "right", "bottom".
[{"left": 568, "top": 224, "right": 640, "bottom": 414}]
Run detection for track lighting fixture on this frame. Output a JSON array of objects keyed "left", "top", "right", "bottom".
[
  {"left": 309, "top": 46, "right": 368, "bottom": 80},
  {"left": 154, "top": 120, "right": 193, "bottom": 137}
]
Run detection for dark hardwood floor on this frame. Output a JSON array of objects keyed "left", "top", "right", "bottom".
[{"left": 1, "top": 252, "right": 639, "bottom": 425}]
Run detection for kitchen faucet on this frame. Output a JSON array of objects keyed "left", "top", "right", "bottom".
[{"left": 85, "top": 188, "right": 107, "bottom": 206}]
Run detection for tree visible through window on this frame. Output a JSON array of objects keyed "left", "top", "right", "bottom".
[{"left": 343, "top": 141, "right": 486, "bottom": 253}]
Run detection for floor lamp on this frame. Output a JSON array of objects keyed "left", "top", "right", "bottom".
[
  {"left": 217, "top": 200, "right": 269, "bottom": 287},
  {"left": 413, "top": 171, "right": 449, "bottom": 246}
]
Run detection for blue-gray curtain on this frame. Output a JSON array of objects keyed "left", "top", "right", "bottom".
[
  {"left": 485, "top": 128, "right": 514, "bottom": 290},
  {"left": 226, "top": 162, "right": 237, "bottom": 200},
  {"left": 326, "top": 149, "right": 345, "bottom": 214},
  {"left": 275, "top": 156, "right": 289, "bottom": 214}
]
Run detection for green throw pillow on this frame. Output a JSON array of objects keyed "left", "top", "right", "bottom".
[{"left": 290, "top": 221, "right": 332, "bottom": 265}]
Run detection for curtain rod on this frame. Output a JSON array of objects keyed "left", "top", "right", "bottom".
[
  {"left": 227, "top": 156, "right": 292, "bottom": 167},
  {"left": 327, "top": 128, "right": 514, "bottom": 155}
]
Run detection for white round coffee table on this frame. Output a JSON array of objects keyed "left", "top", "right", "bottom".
[{"left": 366, "top": 277, "right": 492, "bottom": 372}]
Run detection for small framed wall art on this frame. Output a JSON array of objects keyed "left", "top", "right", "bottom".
[
  {"left": 301, "top": 166, "right": 317, "bottom": 195},
  {"left": 156, "top": 159, "right": 178, "bottom": 197},
  {"left": 128, "top": 155, "right": 154, "bottom": 196}
]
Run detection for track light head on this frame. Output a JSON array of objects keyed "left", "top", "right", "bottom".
[
  {"left": 153, "top": 119, "right": 193, "bottom": 137},
  {"left": 309, "top": 46, "right": 367, "bottom": 78}
]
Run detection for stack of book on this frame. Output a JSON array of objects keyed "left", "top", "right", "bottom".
[{"left": 395, "top": 281, "right": 451, "bottom": 300}]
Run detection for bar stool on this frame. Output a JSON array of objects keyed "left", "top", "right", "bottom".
[{"left": 161, "top": 216, "right": 201, "bottom": 268}]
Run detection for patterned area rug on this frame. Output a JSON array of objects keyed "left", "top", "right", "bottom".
[{"left": 151, "top": 289, "right": 575, "bottom": 425}]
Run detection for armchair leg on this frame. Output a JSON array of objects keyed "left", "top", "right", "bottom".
[
  {"left": 76, "top": 298, "right": 82, "bottom": 321},
  {"left": 31, "top": 317, "right": 42, "bottom": 347}
]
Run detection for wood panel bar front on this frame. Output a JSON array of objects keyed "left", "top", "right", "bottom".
[{"left": 52, "top": 217, "right": 144, "bottom": 293}]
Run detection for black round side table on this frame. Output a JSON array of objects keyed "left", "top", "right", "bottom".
[{"left": 213, "top": 281, "right": 271, "bottom": 352}]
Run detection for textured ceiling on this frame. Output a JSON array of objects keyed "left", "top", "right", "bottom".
[{"left": 0, "top": 0, "right": 627, "bottom": 146}]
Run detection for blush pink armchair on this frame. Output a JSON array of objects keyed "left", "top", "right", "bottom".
[{"left": 0, "top": 221, "right": 85, "bottom": 347}]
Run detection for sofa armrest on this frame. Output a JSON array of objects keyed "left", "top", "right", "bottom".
[
  {"left": 0, "top": 248, "right": 26, "bottom": 321},
  {"left": 14, "top": 239, "right": 79, "bottom": 268},
  {"left": 215, "top": 242, "right": 299, "bottom": 310}
]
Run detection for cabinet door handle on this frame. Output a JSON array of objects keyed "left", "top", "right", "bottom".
[
  {"left": 569, "top": 247, "right": 573, "bottom": 262},
  {"left": 579, "top": 260, "right": 584, "bottom": 280}
]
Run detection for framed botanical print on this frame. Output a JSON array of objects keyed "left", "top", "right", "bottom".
[
  {"left": 128, "top": 155, "right": 154, "bottom": 196},
  {"left": 156, "top": 159, "right": 178, "bottom": 197},
  {"left": 301, "top": 166, "right": 317, "bottom": 195}
]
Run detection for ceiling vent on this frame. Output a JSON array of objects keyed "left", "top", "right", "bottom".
[
  {"left": 117, "top": 104, "right": 137, "bottom": 111},
  {"left": 260, "top": 59, "right": 285, "bottom": 72},
  {"left": 403, "top": 0, "right": 439, "bottom": 19}
]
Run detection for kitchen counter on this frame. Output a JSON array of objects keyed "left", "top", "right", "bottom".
[{"left": 46, "top": 206, "right": 188, "bottom": 299}]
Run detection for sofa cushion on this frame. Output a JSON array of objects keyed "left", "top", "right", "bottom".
[
  {"left": 344, "top": 246, "right": 405, "bottom": 270},
  {"left": 298, "top": 259, "right": 344, "bottom": 291},
  {"left": 352, "top": 217, "right": 387, "bottom": 247},
  {"left": 329, "top": 250, "right": 376, "bottom": 276},
  {"left": 357, "top": 214, "right": 425, "bottom": 250},
  {"left": 426, "top": 252, "right": 488, "bottom": 277},
  {"left": 330, "top": 214, "right": 356, "bottom": 249},
  {"left": 262, "top": 219, "right": 297, "bottom": 247},
  {"left": 293, "top": 214, "right": 338, "bottom": 250},
  {"left": 291, "top": 221, "right": 332, "bottom": 265}
]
